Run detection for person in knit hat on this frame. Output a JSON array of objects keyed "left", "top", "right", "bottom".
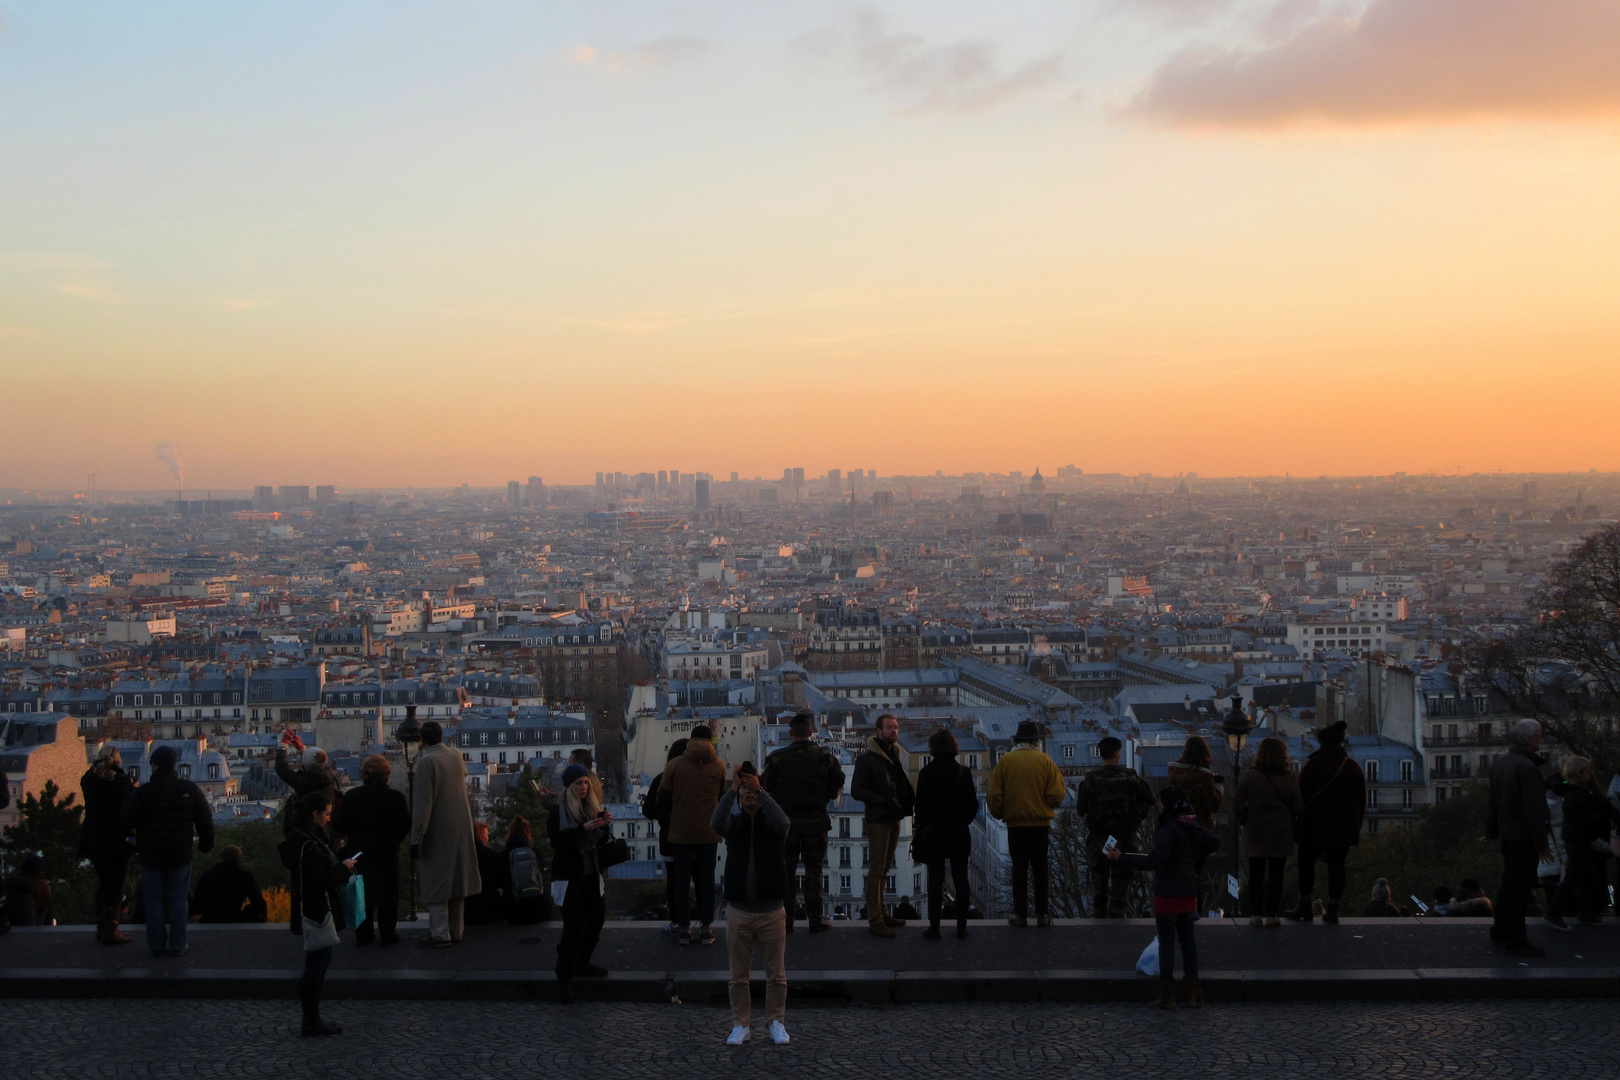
[
  {"left": 1363, "top": 878, "right": 1401, "bottom": 917},
  {"left": 1284, "top": 720, "right": 1366, "bottom": 925}
]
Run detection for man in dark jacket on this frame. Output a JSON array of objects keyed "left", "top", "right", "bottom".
[
  {"left": 713, "top": 763, "right": 792, "bottom": 1046},
  {"left": 1075, "top": 737, "right": 1156, "bottom": 918},
  {"left": 332, "top": 754, "right": 411, "bottom": 945},
  {"left": 1486, "top": 719, "right": 1552, "bottom": 957},
  {"left": 762, "top": 711, "right": 845, "bottom": 933},
  {"left": 1287, "top": 721, "right": 1366, "bottom": 925},
  {"left": 850, "top": 713, "right": 915, "bottom": 937},
  {"left": 192, "top": 845, "right": 268, "bottom": 922},
  {"left": 79, "top": 744, "right": 137, "bottom": 944},
  {"left": 118, "top": 745, "right": 214, "bottom": 956}
]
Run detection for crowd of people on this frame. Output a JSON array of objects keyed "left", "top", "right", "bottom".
[{"left": 3, "top": 707, "right": 1616, "bottom": 1037}]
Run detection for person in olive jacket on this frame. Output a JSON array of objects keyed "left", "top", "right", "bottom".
[
  {"left": 117, "top": 745, "right": 213, "bottom": 956},
  {"left": 1233, "top": 737, "right": 1303, "bottom": 926},
  {"left": 332, "top": 754, "right": 411, "bottom": 946},
  {"left": 850, "top": 713, "right": 916, "bottom": 937},
  {"left": 1285, "top": 721, "right": 1366, "bottom": 925},
  {"left": 912, "top": 728, "right": 980, "bottom": 939},
  {"left": 761, "top": 710, "right": 845, "bottom": 933},
  {"left": 79, "top": 744, "right": 137, "bottom": 944}
]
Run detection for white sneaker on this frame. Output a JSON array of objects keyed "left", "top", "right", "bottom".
[
  {"left": 769, "top": 1020, "right": 791, "bottom": 1045},
  {"left": 726, "top": 1026, "right": 751, "bottom": 1046}
]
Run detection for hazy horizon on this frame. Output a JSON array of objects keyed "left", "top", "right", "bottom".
[{"left": 5, "top": 1, "right": 1618, "bottom": 490}]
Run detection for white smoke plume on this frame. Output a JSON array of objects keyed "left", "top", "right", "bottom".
[{"left": 155, "top": 442, "right": 184, "bottom": 490}]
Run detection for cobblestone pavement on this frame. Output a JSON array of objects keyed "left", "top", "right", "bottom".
[{"left": 10, "top": 998, "right": 1618, "bottom": 1078}]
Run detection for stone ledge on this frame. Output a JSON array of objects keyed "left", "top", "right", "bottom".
[{"left": 3, "top": 965, "right": 1615, "bottom": 1003}]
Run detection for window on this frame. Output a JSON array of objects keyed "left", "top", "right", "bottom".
[
  {"left": 1365, "top": 760, "right": 1380, "bottom": 782},
  {"left": 1063, "top": 744, "right": 1075, "bottom": 760},
  {"left": 179, "top": 764, "right": 191, "bottom": 779},
  {"left": 1402, "top": 789, "right": 1413, "bottom": 811},
  {"left": 1365, "top": 789, "right": 1377, "bottom": 810},
  {"left": 840, "top": 875, "right": 852, "bottom": 893},
  {"left": 839, "top": 818, "right": 850, "bottom": 838},
  {"left": 115, "top": 696, "right": 125, "bottom": 707},
  {"left": 627, "top": 823, "right": 638, "bottom": 839},
  {"left": 498, "top": 752, "right": 506, "bottom": 764},
  {"left": 1400, "top": 759, "right": 1413, "bottom": 782},
  {"left": 839, "top": 846, "right": 852, "bottom": 868}
]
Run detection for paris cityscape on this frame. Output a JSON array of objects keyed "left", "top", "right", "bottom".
[{"left": 4, "top": 1, "right": 1619, "bottom": 1075}]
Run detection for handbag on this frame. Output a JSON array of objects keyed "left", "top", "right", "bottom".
[
  {"left": 598, "top": 836, "right": 632, "bottom": 871},
  {"left": 910, "top": 822, "right": 932, "bottom": 863},
  {"left": 341, "top": 874, "right": 366, "bottom": 929},
  {"left": 302, "top": 913, "right": 340, "bottom": 951}
]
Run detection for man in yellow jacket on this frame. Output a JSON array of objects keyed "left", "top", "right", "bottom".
[{"left": 987, "top": 719, "right": 1067, "bottom": 927}]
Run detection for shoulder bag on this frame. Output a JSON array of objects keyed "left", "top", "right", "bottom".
[{"left": 299, "top": 839, "right": 342, "bottom": 951}]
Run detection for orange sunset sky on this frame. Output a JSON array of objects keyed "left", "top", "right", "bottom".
[{"left": 2, "top": 1, "right": 1618, "bottom": 489}]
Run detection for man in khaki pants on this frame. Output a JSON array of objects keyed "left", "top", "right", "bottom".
[
  {"left": 851, "top": 714, "right": 916, "bottom": 937},
  {"left": 712, "top": 764, "right": 793, "bottom": 1045}
]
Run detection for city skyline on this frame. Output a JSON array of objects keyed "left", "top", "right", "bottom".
[{"left": 5, "top": 1, "right": 1619, "bottom": 488}]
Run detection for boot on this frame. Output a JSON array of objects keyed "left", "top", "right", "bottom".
[
  {"left": 98, "top": 904, "right": 133, "bottom": 945},
  {"left": 301, "top": 1014, "right": 342, "bottom": 1036},
  {"left": 1283, "top": 895, "right": 1313, "bottom": 922},
  {"left": 868, "top": 920, "right": 895, "bottom": 938},
  {"left": 1184, "top": 977, "right": 1204, "bottom": 1008},
  {"left": 1323, "top": 900, "right": 1340, "bottom": 925},
  {"left": 882, "top": 908, "right": 907, "bottom": 928},
  {"left": 1151, "top": 981, "right": 1177, "bottom": 1010}
]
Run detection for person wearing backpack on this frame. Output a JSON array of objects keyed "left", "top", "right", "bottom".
[
  {"left": 1075, "top": 736, "right": 1156, "bottom": 919},
  {"left": 332, "top": 755, "right": 411, "bottom": 946},
  {"left": 1106, "top": 784, "right": 1220, "bottom": 1010},
  {"left": 643, "top": 739, "right": 687, "bottom": 932},
  {"left": 762, "top": 711, "right": 846, "bottom": 934},
  {"left": 498, "top": 816, "right": 548, "bottom": 925},
  {"left": 912, "top": 728, "right": 980, "bottom": 939}
]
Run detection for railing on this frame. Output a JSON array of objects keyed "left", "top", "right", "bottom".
[{"left": 1429, "top": 765, "right": 1472, "bottom": 779}]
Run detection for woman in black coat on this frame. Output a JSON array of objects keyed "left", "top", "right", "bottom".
[
  {"left": 912, "top": 728, "right": 980, "bottom": 940},
  {"left": 332, "top": 755, "right": 411, "bottom": 946},
  {"left": 1551, "top": 757, "right": 1616, "bottom": 926},
  {"left": 1287, "top": 721, "right": 1366, "bottom": 924},
  {"left": 293, "top": 794, "right": 356, "bottom": 1037},
  {"left": 547, "top": 764, "right": 613, "bottom": 1002}
]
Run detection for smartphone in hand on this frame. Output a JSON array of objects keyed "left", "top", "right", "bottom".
[{"left": 1104, "top": 835, "right": 1118, "bottom": 854}]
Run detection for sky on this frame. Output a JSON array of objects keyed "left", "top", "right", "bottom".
[{"left": 3, "top": 0, "right": 1619, "bottom": 490}]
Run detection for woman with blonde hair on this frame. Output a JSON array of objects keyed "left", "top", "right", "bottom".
[{"left": 547, "top": 763, "right": 613, "bottom": 1001}]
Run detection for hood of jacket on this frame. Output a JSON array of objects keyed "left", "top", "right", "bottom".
[
  {"left": 865, "top": 736, "right": 899, "bottom": 764},
  {"left": 684, "top": 739, "right": 717, "bottom": 766}
]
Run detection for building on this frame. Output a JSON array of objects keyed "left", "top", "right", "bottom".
[
  {"left": 455, "top": 706, "right": 594, "bottom": 771},
  {"left": 1286, "top": 620, "right": 1389, "bottom": 657},
  {"left": 806, "top": 606, "right": 883, "bottom": 671},
  {"left": 0, "top": 715, "right": 87, "bottom": 828}
]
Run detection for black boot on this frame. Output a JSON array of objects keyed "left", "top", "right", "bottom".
[
  {"left": 1323, "top": 900, "right": 1340, "bottom": 925},
  {"left": 301, "top": 1014, "right": 342, "bottom": 1036},
  {"left": 1283, "top": 895, "right": 1313, "bottom": 922}
]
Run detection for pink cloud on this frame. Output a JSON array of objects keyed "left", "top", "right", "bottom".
[{"left": 1128, "top": 0, "right": 1620, "bottom": 128}]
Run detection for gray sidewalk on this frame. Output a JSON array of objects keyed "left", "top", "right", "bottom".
[{"left": 3, "top": 917, "right": 1617, "bottom": 1002}]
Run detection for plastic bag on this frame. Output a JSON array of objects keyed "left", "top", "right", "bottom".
[
  {"left": 1136, "top": 937, "right": 1160, "bottom": 977},
  {"left": 341, "top": 874, "right": 366, "bottom": 929}
]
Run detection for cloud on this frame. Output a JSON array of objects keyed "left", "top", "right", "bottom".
[
  {"left": 1128, "top": 0, "right": 1620, "bottom": 128},
  {"left": 1115, "top": 0, "right": 1235, "bottom": 26},
  {"left": 54, "top": 281, "right": 130, "bottom": 305},
  {"left": 789, "top": 9, "right": 1065, "bottom": 115},
  {"left": 563, "top": 35, "right": 719, "bottom": 74},
  {"left": 219, "top": 297, "right": 274, "bottom": 312}
]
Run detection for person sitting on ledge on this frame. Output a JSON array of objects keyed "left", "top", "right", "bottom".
[
  {"left": 192, "top": 846, "right": 268, "bottom": 923},
  {"left": 1363, "top": 878, "right": 1401, "bottom": 917}
]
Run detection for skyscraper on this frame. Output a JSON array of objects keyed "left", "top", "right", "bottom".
[
  {"left": 507, "top": 480, "right": 521, "bottom": 506},
  {"left": 695, "top": 477, "right": 711, "bottom": 513}
]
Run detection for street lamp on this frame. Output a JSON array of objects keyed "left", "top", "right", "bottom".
[
  {"left": 1221, "top": 696, "right": 1252, "bottom": 918},
  {"left": 396, "top": 703, "right": 423, "bottom": 922}
]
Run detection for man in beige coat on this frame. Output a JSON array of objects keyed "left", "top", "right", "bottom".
[{"left": 412, "top": 722, "right": 481, "bottom": 946}]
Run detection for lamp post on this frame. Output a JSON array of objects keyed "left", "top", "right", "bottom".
[
  {"left": 396, "top": 703, "right": 423, "bottom": 922},
  {"left": 1221, "top": 696, "right": 1252, "bottom": 917}
]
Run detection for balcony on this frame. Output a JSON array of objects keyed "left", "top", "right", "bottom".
[{"left": 1429, "top": 765, "right": 1472, "bottom": 780}]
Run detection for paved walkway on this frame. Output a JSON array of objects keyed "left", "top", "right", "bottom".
[{"left": 9, "top": 998, "right": 1619, "bottom": 1079}]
